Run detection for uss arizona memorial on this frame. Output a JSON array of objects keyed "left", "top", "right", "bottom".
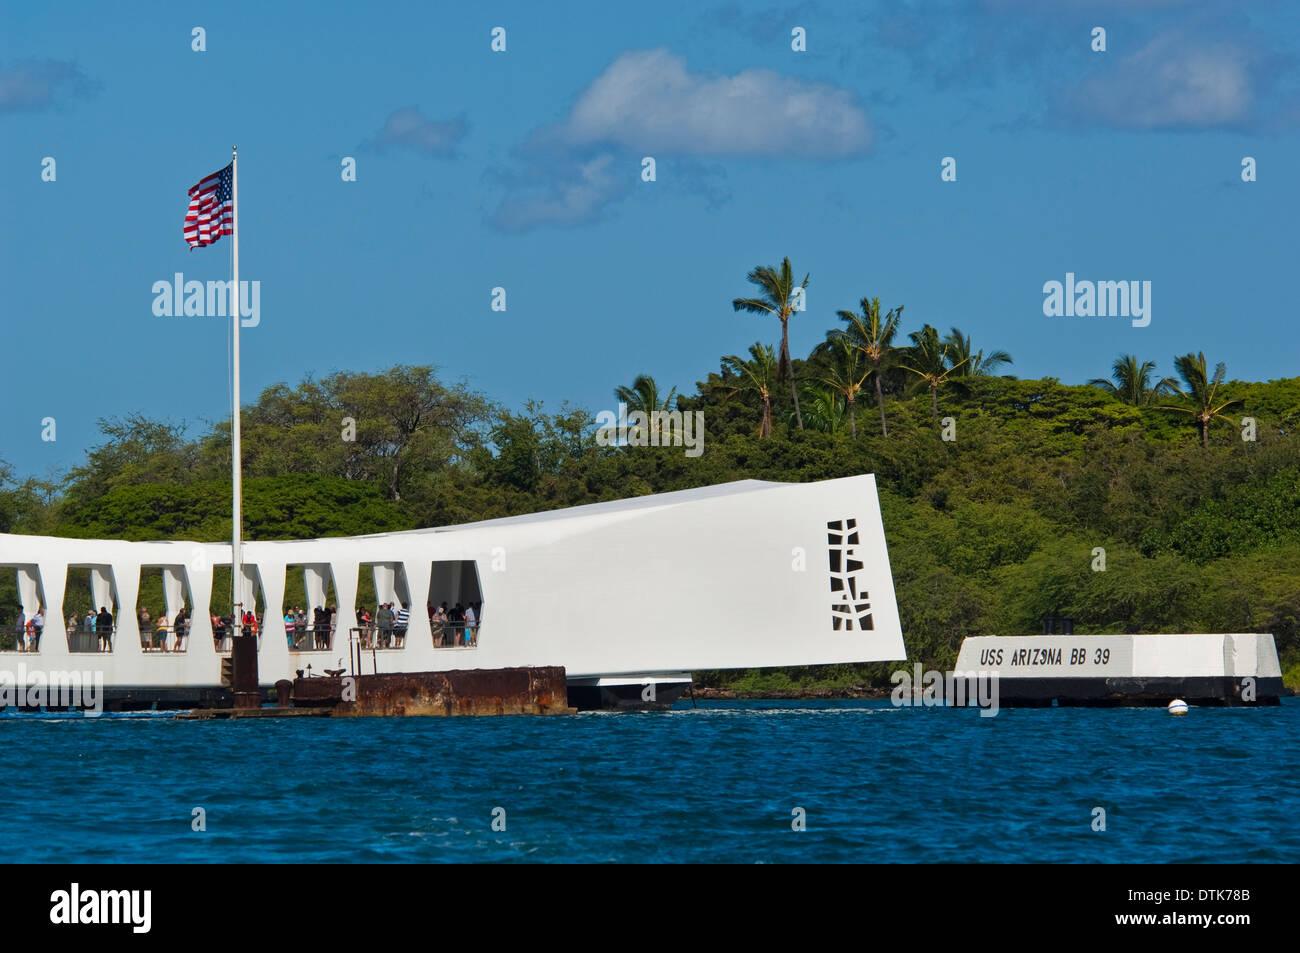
[{"left": 0, "top": 475, "right": 906, "bottom": 709}]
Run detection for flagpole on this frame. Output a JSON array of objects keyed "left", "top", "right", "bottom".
[{"left": 230, "top": 146, "right": 242, "bottom": 621}]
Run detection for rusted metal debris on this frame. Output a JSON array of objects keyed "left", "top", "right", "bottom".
[{"left": 291, "top": 665, "right": 574, "bottom": 717}]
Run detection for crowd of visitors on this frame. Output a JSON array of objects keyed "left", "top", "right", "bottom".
[
  {"left": 427, "top": 601, "right": 481, "bottom": 646},
  {"left": 135, "top": 606, "right": 190, "bottom": 651},
  {"left": 5, "top": 596, "right": 483, "bottom": 653},
  {"left": 7, "top": 608, "right": 44, "bottom": 651}
]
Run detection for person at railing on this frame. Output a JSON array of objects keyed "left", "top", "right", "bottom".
[
  {"left": 437, "top": 602, "right": 450, "bottom": 646},
  {"left": 96, "top": 607, "right": 113, "bottom": 651},
  {"left": 394, "top": 603, "right": 409, "bottom": 648},
  {"left": 155, "top": 615, "right": 169, "bottom": 652},
  {"left": 448, "top": 603, "right": 464, "bottom": 645},
  {"left": 83, "top": 609, "right": 95, "bottom": 633},
  {"left": 464, "top": 603, "right": 477, "bottom": 646},
  {"left": 427, "top": 603, "right": 443, "bottom": 646},
  {"left": 66, "top": 614, "right": 77, "bottom": 642},
  {"left": 356, "top": 606, "right": 372, "bottom": 648},
  {"left": 140, "top": 606, "right": 155, "bottom": 650},
  {"left": 284, "top": 609, "right": 296, "bottom": 647},
  {"left": 27, "top": 608, "right": 43, "bottom": 651},
  {"left": 241, "top": 609, "right": 256, "bottom": 639},
  {"left": 174, "top": 608, "right": 189, "bottom": 651},
  {"left": 294, "top": 606, "right": 307, "bottom": 646},
  {"left": 375, "top": 602, "right": 393, "bottom": 648},
  {"left": 309, "top": 606, "right": 325, "bottom": 650}
]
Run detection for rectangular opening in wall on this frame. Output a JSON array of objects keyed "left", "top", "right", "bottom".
[
  {"left": 66, "top": 565, "right": 118, "bottom": 653},
  {"left": 137, "top": 565, "right": 195, "bottom": 653},
  {"left": 354, "top": 562, "right": 411, "bottom": 650},
  {"left": 284, "top": 564, "right": 340, "bottom": 652},
  {"left": 208, "top": 564, "right": 266, "bottom": 653},
  {"left": 427, "top": 560, "right": 482, "bottom": 648},
  {"left": 2, "top": 564, "right": 47, "bottom": 653}
]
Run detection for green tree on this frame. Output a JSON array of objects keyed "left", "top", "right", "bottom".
[
  {"left": 720, "top": 343, "right": 779, "bottom": 438},
  {"left": 1161, "top": 352, "right": 1242, "bottom": 448},
  {"left": 611, "top": 374, "right": 677, "bottom": 441},
  {"left": 818, "top": 338, "right": 870, "bottom": 438},
  {"left": 1089, "top": 355, "right": 1175, "bottom": 406},
  {"left": 897, "top": 324, "right": 969, "bottom": 421},
  {"left": 732, "top": 257, "right": 810, "bottom": 431},
  {"left": 203, "top": 366, "right": 492, "bottom": 501},
  {"left": 943, "top": 327, "right": 1013, "bottom": 377},
  {"left": 828, "top": 297, "right": 902, "bottom": 436},
  {"left": 796, "top": 383, "right": 846, "bottom": 435}
]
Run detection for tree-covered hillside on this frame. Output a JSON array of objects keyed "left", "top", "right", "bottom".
[{"left": 3, "top": 266, "right": 1298, "bottom": 690}]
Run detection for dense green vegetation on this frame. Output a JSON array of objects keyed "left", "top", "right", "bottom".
[{"left": 2, "top": 261, "right": 1298, "bottom": 690}]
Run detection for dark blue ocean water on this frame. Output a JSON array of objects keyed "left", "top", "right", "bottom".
[{"left": 1, "top": 699, "right": 1295, "bottom": 863}]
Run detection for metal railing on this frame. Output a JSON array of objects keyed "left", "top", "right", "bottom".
[
  {"left": 430, "top": 621, "right": 478, "bottom": 648},
  {"left": 287, "top": 621, "right": 338, "bottom": 652},
  {"left": 1, "top": 623, "right": 44, "bottom": 652},
  {"left": 140, "top": 624, "right": 189, "bottom": 653},
  {"left": 212, "top": 622, "right": 263, "bottom": 654},
  {"left": 348, "top": 625, "right": 409, "bottom": 650},
  {"left": 68, "top": 625, "right": 115, "bottom": 653}
]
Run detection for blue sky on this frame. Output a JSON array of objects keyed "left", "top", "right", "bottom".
[{"left": 3, "top": 0, "right": 1298, "bottom": 477}]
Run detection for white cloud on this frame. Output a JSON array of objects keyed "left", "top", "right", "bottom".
[
  {"left": 543, "top": 48, "right": 872, "bottom": 158},
  {"left": 366, "top": 107, "right": 467, "bottom": 156},
  {"left": 1064, "top": 31, "right": 1258, "bottom": 128},
  {"left": 490, "top": 154, "right": 628, "bottom": 232}
]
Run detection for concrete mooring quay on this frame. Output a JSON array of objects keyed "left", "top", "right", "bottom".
[{"left": 180, "top": 664, "right": 575, "bottom": 719}]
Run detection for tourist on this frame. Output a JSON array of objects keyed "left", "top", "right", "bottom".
[
  {"left": 375, "top": 602, "right": 392, "bottom": 648},
  {"left": 464, "top": 603, "right": 477, "bottom": 645},
  {"left": 436, "top": 602, "right": 449, "bottom": 646},
  {"left": 97, "top": 606, "right": 114, "bottom": 651},
  {"left": 28, "top": 608, "right": 43, "bottom": 651},
  {"left": 284, "top": 609, "right": 296, "bottom": 647},
  {"left": 394, "top": 603, "right": 409, "bottom": 647},
  {"left": 156, "top": 615, "right": 169, "bottom": 652},
  {"left": 174, "top": 608, "right": 189, "bottom": 650},
  {"left": 313, "top": 606, "right": 327, "bottom": 650},
  {"left": 140, "top": 606, "right": 153, "bottom": 650}
]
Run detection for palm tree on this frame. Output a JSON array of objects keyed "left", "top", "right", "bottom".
[
  {"left": 819, "top": 338, "right": 870, "bottom": 438},
  {"left": 1160, "top": 352, "right": 1242, "bottom": 448},
  {"left": 612, "top": 374, "right": 677, "bottom": 441},
  {"left": 1088, "top": 355, "right": 1175, "bottom": 406},
  {"left": 828, "top": 297, "right": 902, "bottom": 436},
  {"left": 732, "top": 257, "right": 809, "bottom": 430},
  {"left": 943, "top": 328, "right": 1013, "bottom": 377},
  {"left": 721, "top": 343, "right": 778, "bottom": 438},
  {"left": 796, "top": 384, "right": 846, "bottom": 435},
  {"left": 897, "top": 324, "right": 969, "bottom": 421}
]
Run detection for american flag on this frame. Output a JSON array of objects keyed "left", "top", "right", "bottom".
[{"left": 184, "top": 163, "right": 234, "bottom": 248}]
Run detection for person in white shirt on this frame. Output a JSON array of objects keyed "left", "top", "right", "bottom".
[{"left": 464, "top": 604, "right": 477, "bottom": 645}]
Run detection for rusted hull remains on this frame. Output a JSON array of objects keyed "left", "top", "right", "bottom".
[{"left": 291, "top": 666, "right": 573, "bottom": 716}]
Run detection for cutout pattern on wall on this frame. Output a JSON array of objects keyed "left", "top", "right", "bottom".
[{"left": 828, "top": 518, "right": 872, "bottom": 631}]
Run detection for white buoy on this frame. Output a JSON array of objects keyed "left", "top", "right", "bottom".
[{"left": 1168, "top": 699, "right": 1189, "bottom": 716}]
